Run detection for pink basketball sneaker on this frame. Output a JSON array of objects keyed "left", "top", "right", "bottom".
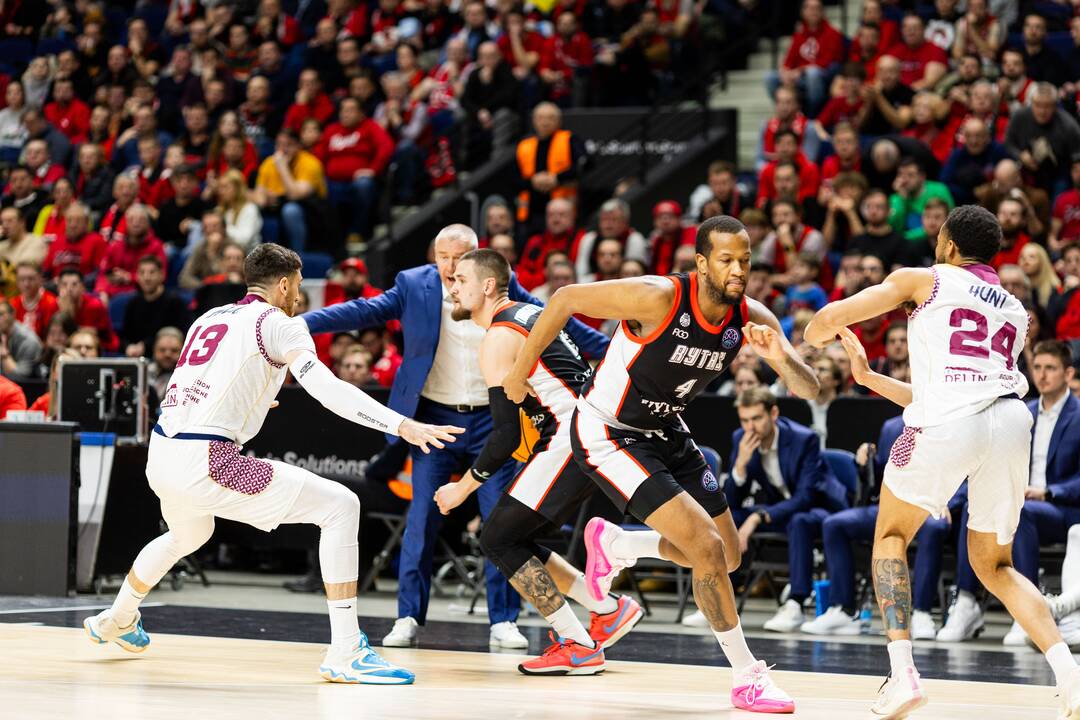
[
  {"left": 731, "top": 660, "right": 795, "bottom": 714},
  {"left": 583, "top": 517, "right": 633, "bottom": 602}
]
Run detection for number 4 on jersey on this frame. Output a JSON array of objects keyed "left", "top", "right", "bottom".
[{"left": 674, "top": 378, "right": 697, "bottom": 399}]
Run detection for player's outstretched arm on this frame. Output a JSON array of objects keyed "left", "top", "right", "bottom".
[
  {"left": 502, "top": 276, "right": 674, "bottom": 403},
  {"left": 301, "top": 277, "right": 405, "bottom": 334},
  {"left": 745, "top": 298, "right": 821, "bottom": 400},
  {"left": 436, "top": 328, "right": 524, "bottom": 514},
  {"left": 286, "top": 349, "right": 463, "bottom": 453},
  {"left": 804, "top": 267, "right": 933, "bottom": 347},
  {"left": 837, "top": 328, "right": 913, "bottom": 407}
]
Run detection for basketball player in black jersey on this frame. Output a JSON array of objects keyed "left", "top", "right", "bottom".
[
  {"left": 503, "top": 215, "right": 819, "bottom": 714},
  {"left": 433, "top": 249, "right": 643, "bottom": 676}
]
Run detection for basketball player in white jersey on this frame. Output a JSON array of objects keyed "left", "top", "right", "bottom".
[
  {"left": 805, "top": 205, "right": 1080, "bottom": 718},
  {"left": 83, "top": 244, "right": 462, "bottom": 685}
]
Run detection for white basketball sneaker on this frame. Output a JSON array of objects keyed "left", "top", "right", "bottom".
[
  {"left": 1060, "top": 613, "right": 1080, "bottom": 647},
  {"left": 763, "top": 599, "right": 805, "bottom": 633},
  {"left": 83, "top": 610, "right": 150, "bottom": 653},
  {"left": 911, "top": 610, "right": 937, "bottom": 641},
  {"left": 320, "top": 632, "right": 415, "bottom": 684},
  {"left": 490, "top": 621, "right": 529, "bottom": 649},
  {"left": 871, "top": 666, "right": 927, "bottom": 719},
  {"left": 1002, "top": 620, "right": 1029, "bottom": 647},
  {"left": 382, "top": 617, "right": 419, "bottom": 647},
  {"left": 800, "top": 605, "right": 861, "bottom": 636},
  {"left": 936, "top": 594, "right": 983, "bottom": 642}
]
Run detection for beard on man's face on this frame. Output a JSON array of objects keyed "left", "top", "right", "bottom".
[
  {"left": 451, "top": 304, "right": 472, "bottom": 321},
  {"left": 702, "top": 272, "right": 743, "bottom": 306}
]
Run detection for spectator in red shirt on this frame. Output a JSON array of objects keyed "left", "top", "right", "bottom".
[
  {"left": 902, "top": 92, "right": 959, "bottom": 164},
  {"left": 323, "top": 257, "right": 386, "bottom": 306},
  {"left": 11, "top": 261, "right": 58, "bottom": 340},
  {"left": 359, "top": 326, "right": 403, "bottom": 388},
  {"left": 99, "top": 175, "right": 139, "bottom": 244},
  {"left": 43, "top": 202, "right": 106, "bottom": 280},
  {"left": 34, "top": 177, "right": 75, "bottom": 244},
  {"left": 647, "top": 200, "right": 695, "bottom": 276},
  {"left": 95, "top": 204, "right": 168, "bottom": 299},
  {"left": 765, "top": 0, "right": 845, "bottom": 116},
  {"left": 849, "top": 23, "right": 884, "bottom": 82},
  {"left": 516, "top": 197, "right": 584, "bottom": 290},
  {"left": 318, "top": 97, "right": 395, "bottom": 239},
  {"left": 820, "top": 122, "right": 863, "bottom": 183},
  {"left": 861, "top": 0, "right": 898, "bottom": 49},
  {"left": 0, "top": 373, "right": 26, "bottom": 418},
  {"left": 56, "top": 268, "right": 119, "bottom": 353},
  {"left": 23, "top": 140, "right": 66, "bottom": 191},
  {"left": 758, "top": 86, "right": 809, "bottom": 171},
  {"left": 498, "top": 8, "right": 544, "bottom": 81},
  {"left": 134, "top": 135, "right": 174, "bottom": 209},
  {"left": 44, "top": 77, "right": 90, "bottom": 144},
  {"left": 757, "top": 130, "right": 821, "bottom": 206},
  {"left": 1052, "top": 158, "right": 1080, "bottom": 251},
  {"left": 886, "top": 14, "right": 949, "bottom": 90},
  {"left": 991, "top": 196, "right": 1031, "bottom": 269},
  {"left": 814, "top": 64, "right": 866, "bottom": 140},
  {"left": 285, "top": 69, "right": 336, "bottom": 133},
  {"left": 539, "top": 13, "right": 594, "bottom": 104}
]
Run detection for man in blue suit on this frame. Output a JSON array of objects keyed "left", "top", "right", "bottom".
[
  {"left": 724, "top": 386, "right": 850, "bottom": 632},
  {"left": 803, "top": 414, "right": 960, "bottom": 639},
  {"left": 302, "top": 223, "right": 608, "bottom": 649},
  {"left": 938, "top": 339, "right": 1080, "bottom": 646}
]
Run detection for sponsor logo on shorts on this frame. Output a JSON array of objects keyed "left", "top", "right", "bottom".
[
  {"left": 722, "top": 328, "right": 741, "bottom": 349},
  {"left": 701, "top": 468, "right": 719, "bottom": 492}
]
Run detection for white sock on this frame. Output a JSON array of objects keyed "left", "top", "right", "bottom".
[
  {"left": 545, "top": 602, "right": 594, "bottom": 648},
  {"left": 566, "top": 574, "right": 619, "bottom": 614},
  {"left": 887, "top": 639, "right": 915, "bottom": 675},
  {"left": 714, "top": 622, "right": 756, "bottom": 674},
  {"left": 109, "top": 578, "right": 147, "bottom": 626},
  {"left": 610, "top": 529, "right": 662, "bottom": 561},
  {"left": 327, "top": 597, "right": 360, "bottom": 653},
  {"left": 1047, "top": 642, "right": 1078, "bottom": 687}
]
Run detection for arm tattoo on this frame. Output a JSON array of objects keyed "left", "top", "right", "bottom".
[
  {"left": 509, "top": 557, "right": 566, "bottom": 617},
  {"left": 692, "top": 572, "right": 737, "bottom": 632},
  {"left": 873, "top": 558, "right": 912, "bottom": 631},
  {"left": 778, "top": 354, "right": 821, "bottom": 400}
]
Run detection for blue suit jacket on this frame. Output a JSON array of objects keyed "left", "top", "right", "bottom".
[
  {"left": 725, "top": 417, "right": 848, "bottom": 525},
  {"left": 302, "top": 264, "right": 610, "bottom": 426},
  {"left": 1028, "top": 395, "right": 1080, "bottom": 505}
]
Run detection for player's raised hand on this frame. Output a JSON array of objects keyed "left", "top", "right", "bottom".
[
  {"left": 502, "top": 371, "right": 536, "bottom": 404},
  {"left": 742, "top": 322, "right": 786, "bottom": 362},
  {"left": 399, "top": 419, "right": 464, "bottom": 454},
  {"left": 837, "top": 327, "right": 871, "bottom": 384}
]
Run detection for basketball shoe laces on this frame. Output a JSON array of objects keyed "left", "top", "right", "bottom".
[
  {"left": 539, "top": 631, "right": 568, "bottom": 657},
  {"left": 740, "top": 662, "right": 777, "bottom": 705}
]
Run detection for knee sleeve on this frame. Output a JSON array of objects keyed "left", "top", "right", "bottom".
[
  {"left": 479, "top": 496, "right": 552, "bottom": 579},
  {"left": 132, "top": 516, "right": 215, "bottom": 586},
  {"left": 281, "top": 474, "right": 361, "bottom": 584}
]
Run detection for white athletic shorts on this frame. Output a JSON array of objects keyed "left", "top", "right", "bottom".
[
  {"left": 146, "top": 432, "right": 307, "bottom": 532},
  {"left": 883, "top": 397, "right": 1032, "bottom": 545}
]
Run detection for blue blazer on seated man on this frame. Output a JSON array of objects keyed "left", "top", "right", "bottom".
[
  {"left": 301, "top": 227, "right": 609, "bottom": 647},
  {"left": 724, "top": 388, "right": 848, "bottom": 632}
]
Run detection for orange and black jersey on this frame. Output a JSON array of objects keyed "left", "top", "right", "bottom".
[
  {"left": 491, "top": 300, "right": 592, "bottom": 455},
  {"left": 580, "top": 272, "right": 748, "bottom": 431}
]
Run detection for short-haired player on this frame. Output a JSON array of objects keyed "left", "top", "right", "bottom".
[{"left": 83, "top": 244, "right": 462, "bottom": 684}]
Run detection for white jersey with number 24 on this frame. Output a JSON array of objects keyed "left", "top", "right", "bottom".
[
  {"left": 157, "top": 296, "right": 315, "bottom": 444},
  {"left": 902, "top": 263, "right": 1029, "bottom": 429}
]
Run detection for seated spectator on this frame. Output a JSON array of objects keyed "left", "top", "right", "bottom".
[
  {"left": 581, "top": 238, "right": 624, "bottom": 284},
  {"left": 71, "top": 143, "right": 115, "bottom": 219},
  {"left": 619, "top": 258, "right": 646, "bottom": 278},
  {"left": 11, "top": 262, "right": 58, "bottom": 340},
  {"left": 99, "top": 175, "right": 139, "bottom": 244},
  {"left": 539, "top": 12, "right": 593, "bottom": 106},
  {"left": 122, "top": 256, "right": 191, "bottom": 358},
  {"left": 757, "top": 130, "right": 821, "bottom": 207},
  {"left": 902, "top": 92, "right": 957, "bottom": 164},
  {"left": 1020, "top": 243, "right": 1061, "bottom": 311},
  {"left": 938, "top": 53, "right": 984, "bottom": 111},
  {"left": 55, "top": 268, "right": 118, "bottom": 353},
  {"left": 44, "top": 77, "right": 90, "bottom": 144},
  {"left": 479, "top": 196, "right": 514, "bottom": 247},
  {"left": 132, "top": 136, "right": 171, "bottom": 209},
  {"left": 95, "top": 204, "right": 168, "bottom": 299},
  {"left": 0, "top": 206, "right": 46, "bottom": 268},
  {"left": 820, "top": 171, "right": 869, "bottom": 254},
  {"left": 514, "top": 102, "right": 584, "bottom": 235},
  {"left": 758, "top": 199, "right": 828, "bottom": 289},
  {"left": 990, "top": 197, "right": 1032, "bottom": 270},
  {"left": 998, "top": 48, "right": 1034, "bottom": 114},
  {"left": 253, "top": 128, "right": 328, "bottom": 253},
  {"left": 858, "top": 55, "right": 913, "bottom": 137},
  {"left": 647, "top": 200, "right": 695, "bottom": 275},
  {"left": 23, "top": 139, "right": 66, "bottom": 191},
  {"left": 155, "top": 166, "right": 207, "bottom": 250},
  {"left": 488, "top": 234, "right": 516, "bottom": 265},
  {"left": 848, "top": 22, "right": 884, "bottom": 82},
  {"left": 758, "top": 86, "right": 808, "bottom": 171},
  {"left": 2, "top": 165, "right": 48, "bottom": 226},
  {"left": 147, "top": 327, "right": 183, "bottom": 402},
  {"left": 34, "top": 177, "right": 76, "bottom": 244},
  {"left": 212, "top": 170, "right": 262, "bottom": 250},
  {"left": 888, "top": 156, "right": 954, "bottom": 240},
  {"left": 821, "top": 124, "right": 864, "bottom": 186},
  {"left": 192, "top": 244, "right": 247, "bottom": 315},
  {"left": 742, "top": 207, "right": 773, "bottom": 261},
  {"left": 359, "top": 326, "right": 403, "bottom": 388},
  {"left": 952, "top": 0, "right": 1002, "bottom": 66},
  {"left": 827, "top": 249, "right": 864, "bottom": 303},
  {"left": 1005, "top": 83, "right": 1080, "bottom": 193},
  {"left": 374, "top": 72, "right": 429, "bottom": 207},
  {"left": 37, "top": 312, "right": 78, "bottom": 383},
  {"left": 886, "top": 14, "right": 948, "bottom": 91},
  {"left": 671, "top": 243, "right": 697, "bottom": 272},
  {"left": 462, "top": 41, "right": 519, "bottom": 170},
  {"left": 941, "top": 117, "right": 1011, "bottom": 205},
  {"left": 726, "top": 387, "right": 849, "bottom": 633},
  {"left": 1053, "top": 158, "right": 1080, "bottom": 253},
  {"left": 112, "top": 105, "right": 174, "bottom": 173},
  {"left": 0, "top": 299, "right": 42, "bottom": 380},
  {"left": 530, "top": 254, "right": 576, "bottom": 303},
  {"left": 784, "top": 254, "right": 828, "bottom": 312},
  {"left": 43, "top": 203, "right": 106, "bottom": 281},
  {"left": 0, "top": 82, "right": 28, "bottom": 162},
  {"left": 870, "top": 323, "right": 909, "bottom": 383},
  {"left": 851, "top": 189, "right": 914, "bottom": 270},
  {"left": 572, "top": 198, "right": 647, "bottom": 281},
  {"left": 323, "top": 257, "right": 385, "bottom": 306},
  {"left": 765, "top": 0, "right": 845, "bottom": 117},
  {"left": 179, "top": 226, "right": 230, "bottom": 290},
  {"left": 999, "top": 263, "right": 1033, "bottom": 306},
  {"left": 687, "top": 160, "right": 744, "bottom": 222},
  {"left": 337, "top": 345, "right": 375, "bottom": 387},
  {"left": 759, "top": 160, "right": 823, "bottom": 228},
  {"left": 908, "top": 197, "right": 950, "bottom": 265},
  {"left": 1015, "top": 13, "right": 1066, "bottom": 88},
  {"left": 804, "top": 415, "right": 955, "bottom": 639},
  {"left": 0, "top": 372, "right": 26, "bottom": 418},
  {"left": 517, "top": 198, "right": 584, "bottom": 290}
]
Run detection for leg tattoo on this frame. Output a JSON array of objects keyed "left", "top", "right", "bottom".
[
  {"left": 693, "top": 572, "right": 736, "bottom": 631},
  {"left": 510, "top": 557, "right": 566, "bottom": 616},
  {"left": 873, "top": 558, "right": 912, "bottom": 631}
]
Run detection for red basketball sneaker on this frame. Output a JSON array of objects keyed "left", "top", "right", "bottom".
[
  {"left": 518, "top": 632, "right": 605, "bottom": 676},
  {"left": 588, "top": 595, "right": 643, "bottom": 648}
]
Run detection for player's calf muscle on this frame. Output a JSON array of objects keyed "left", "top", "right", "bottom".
[
  {"left": 509, "top": 557, "right": 565, "bottom": 616},
  {"left": 692, "top": 571, "right": 737, "bottom": 630},
  {"left": 872, "top": 558, "right": 912, "bottom": 631}
]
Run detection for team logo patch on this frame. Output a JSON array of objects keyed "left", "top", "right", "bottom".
[
  {"left": 721, "top": 328, "right": 741, "bottom": 349},
  {"left": 679, "top": 312, "right": 691, "bottom": 327},
  {"left": 701, "top": 468, "right": 719, "bottom": 493}
]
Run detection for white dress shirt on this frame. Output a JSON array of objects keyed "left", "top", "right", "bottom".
[
  {"left": 732, "top": 426, "right": 790, "bottom": 499},
  {"left": 1031, "top": 391, "right": 1070, "bottom": 490},
  {"left": 421, "top": 282, "right": 489, "bottom": 407}
]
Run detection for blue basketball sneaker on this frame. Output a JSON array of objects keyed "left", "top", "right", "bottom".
[
  {"left": 319, "top": 632, "right": 415, "bottom": 685},
  {"left": 83, "top": 610, "right": 151, "bottom": 653}
]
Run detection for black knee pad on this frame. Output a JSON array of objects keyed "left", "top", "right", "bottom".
[{"left": 480, "top": 495, "right": 554, "bottom": 579}]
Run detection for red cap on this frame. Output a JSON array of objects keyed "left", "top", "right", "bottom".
[
  {"left": 653, "top": 200, "right": 682, "bottom": 217},
  {"left": 340, "top": 257, "right": 368, "bottom": 273}
]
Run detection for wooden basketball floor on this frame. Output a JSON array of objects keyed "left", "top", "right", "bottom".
[{"left": 0, "top": 623, "right": 1059, "bottom": 719}]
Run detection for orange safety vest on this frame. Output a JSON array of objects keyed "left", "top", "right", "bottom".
[{"left": 516, "top": 129, "right": 577, "bottom": 222}]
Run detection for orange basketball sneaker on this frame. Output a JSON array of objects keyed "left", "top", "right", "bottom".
[
  {"left": 518, "top": 632, "right": 605, "bottom": 676},
  {"left": 588, "top": 595, "right": 643, "bottom": 648}
]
